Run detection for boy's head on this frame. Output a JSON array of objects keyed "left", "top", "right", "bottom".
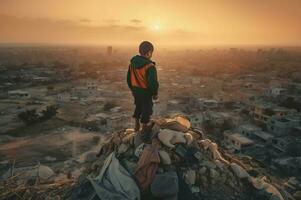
[{"left": 139, "top": 41, "right": 154, "bottom": 59}]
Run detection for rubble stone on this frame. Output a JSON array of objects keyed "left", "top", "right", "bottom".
[
  {"left": 184, "top": 169, "right": 196, "bottom": 185},
  {"left": 157, "top": 115, "right": 191, "bottom": 132},
  {"left": 158, "top": 149, "right": 171, "bottom": 165},
  {"left": 198, "top": 167, "right": 207, "bottom": 175},
  {"left": 230, "top": 163, "right": 250, "bottom": 179},
  {"left": 37, "top": 165, "right": 55, "bottom": 180},
  {"left": 199, "top": 160, "right": 216, "bottom": 169},
  {"left": 191, "top": 185, "right": 200, "bottom": 193},
  {"left": 184, "top": 132, "right": 193, "bottom": 145},
  {"left": 158, "top": 129, "right": 187, "bottom": 148},
  {"left": 210, "top": 168, "right": 219, "bottom": 179}
]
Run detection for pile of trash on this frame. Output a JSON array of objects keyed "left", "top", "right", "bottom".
[
  {"left": 71, "top": 114, "right": 286, "bottom": 200},
  {"left": 0, "top": 114, "right": 287, "bottom": 200}
]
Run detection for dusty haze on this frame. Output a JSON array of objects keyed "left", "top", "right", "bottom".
[{"left": 0, "top": 0, "right": 301, "bottom": 46}]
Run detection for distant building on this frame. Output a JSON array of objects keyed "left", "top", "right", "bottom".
[
  {"left": 204, "top": 111, "right": 229, "bottom": 127},
  {"left": 198, "top": 98, "right": 219, "bottom": 110},
  {"left": 243, "top": 83, "right": 253, "bottom": 88},
  {"left": 252, "top": 131, "right": 274, "bottom": 145},
  {"left": 238, "top": 124, "right": 261, "bottom": 138},
  {"left": 8, "top": 90, "right": 30, "bottom": 99},
  {"left": 33, "top": 76, "right": 50, "bottom": 82},
  {"left": 57, "top": 93, "right": 71, "bottom": 103},
  {"left": 224, "top": 131, "right": 254, "bottom": 151},
  {"left": 267, "top": 87, "right": 288, "bottom": 96},
  {"left": 271, "top": 137, "right": 290, "bottom": 153},
  {"left": 252, "top": 102, "right": 294, "bottom": 125},
  {"left": 86, "top": 80, "right": 98, "bottom": 90},
  {"left": 107, "top": 46, "right": 113, "bottom": 56},
  {"left": 267, "top": 113, "right": 301, "bottom": 136},
  {"left": 252, "top": 103, "right": 273, "bottom": 124}
]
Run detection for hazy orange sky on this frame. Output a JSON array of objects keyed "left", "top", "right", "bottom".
[{"left": 0, "top": 0, "right": 301, "bottom": 46}]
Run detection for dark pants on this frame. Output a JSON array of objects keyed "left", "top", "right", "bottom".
[{"left": 132, "top": 92, "right": 153, "bottom": 124}]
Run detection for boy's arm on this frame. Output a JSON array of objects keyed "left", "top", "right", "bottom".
[
  {"left": 127, "top": 65, "right": 132, "bottom": 89},
  {"left": 147, "top": 66, "right": 159, "bottom": 96}
]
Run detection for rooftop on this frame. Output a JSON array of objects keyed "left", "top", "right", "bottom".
[
  {"left": 253, "top": 131, "right": 274, "bottom": 141},
  {"left": 229, "top": 133, "right": 254, "bottom": 144},
  {"left": 239, "top": 124, "right": 261, "bottom": 131}
]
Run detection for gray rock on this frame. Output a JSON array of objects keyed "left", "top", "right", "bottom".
[
  {"left": 185, "top": 169, "right": 196, "bottom": 185},
  {"left": 198, "top": 167, "right": 207, "bottom": 175},
  {"left": 230, "top": 163, "right": 249, "bottom": 179},
  {"left": 215, "top": 160, "right": 225, "bottom": 169},
  {"left": 190, "top": 185, "right": 200, "bottom": 193},
  {"left": 194, "top": 151, "right": 203, "bottom": 161},
  {"left": 2, "top": 164, "right": 54, "bottom": 182},
  {"left": 158, "top": 150, "right": 171, "bottom": 165},
  {"left": 199, "top": 160, "right": 216, "bottom": 169},
  {"left": 34, "top": 165, "right": 55, "bottom": 181},
  {"left": 78, "top": 151, "right": 98, "bottom": 163},
  {"left": 210, "top": 169, "right": 219, "bottom": 179}
]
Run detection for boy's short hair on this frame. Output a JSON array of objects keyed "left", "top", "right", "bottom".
[{"left": 139, "top": 41, "right": 154, "bottom": 55}]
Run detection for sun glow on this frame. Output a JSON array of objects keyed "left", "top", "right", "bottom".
[{"left": 153, "top": 24, "right": 160, "bottom": 31}]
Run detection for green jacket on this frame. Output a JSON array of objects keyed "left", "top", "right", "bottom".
[{"left": 127, "top": 55, "right": 159, "bottom": 96}]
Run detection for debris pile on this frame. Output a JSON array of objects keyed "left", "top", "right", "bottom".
[
  {"left": 73, "top": 114, "right": 286, "bottom": 200},
  {"left": 1, "top": 115, "right": 287, "bottom": 200}
]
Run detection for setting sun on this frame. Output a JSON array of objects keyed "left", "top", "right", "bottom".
[{"left": 154, "top": 25, "right": 160, "bottom": 31}]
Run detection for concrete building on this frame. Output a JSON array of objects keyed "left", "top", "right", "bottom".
[
  {"left": 271, "top": 137, "right": 290, "bottom": 153},
  {"left": 224, "top": 131, "right": 254, "bottom": 151},
  {"left": 252, "top": 103, "right": 273, "bottom": 124},
  {"left": 252, "top": 131, "right": 274, "bottom": 144},
  {"left": 8, "top": 90, "right": 30, "bottom": 99},
  {"left": 274, "top": 107, "right": 296, "bottom": 117},
  {"left": 57, "top": 93, "right": 71, "bottom": 103},
  {"left": 198, "top": 98, "right": 219, "bottom": 110},
  {"left": 238, "top": 124, "right": 261, "bottom": 138},
  {"left": 86, "top": 80, "right": 98, "bottom": 90},
  {"left": 204, "top": 111, "right": 230, "bottom": 127},
  {"left": 252, "top": 102, "right": 294, "bottom": 125},
  {"left": 267, "top": 113, "right": 301, "bottom": 136},
  {"left": 267, "top": 87, "right": 288, "bottom": 96}
]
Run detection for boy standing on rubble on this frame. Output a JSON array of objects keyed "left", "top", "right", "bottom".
[{"left": 127, "top": 41, "right": 159, "bottom": 138}]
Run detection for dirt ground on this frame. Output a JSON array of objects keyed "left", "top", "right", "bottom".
[{"left": 0, "top": 121, "right": 103, "bottom": 167}]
